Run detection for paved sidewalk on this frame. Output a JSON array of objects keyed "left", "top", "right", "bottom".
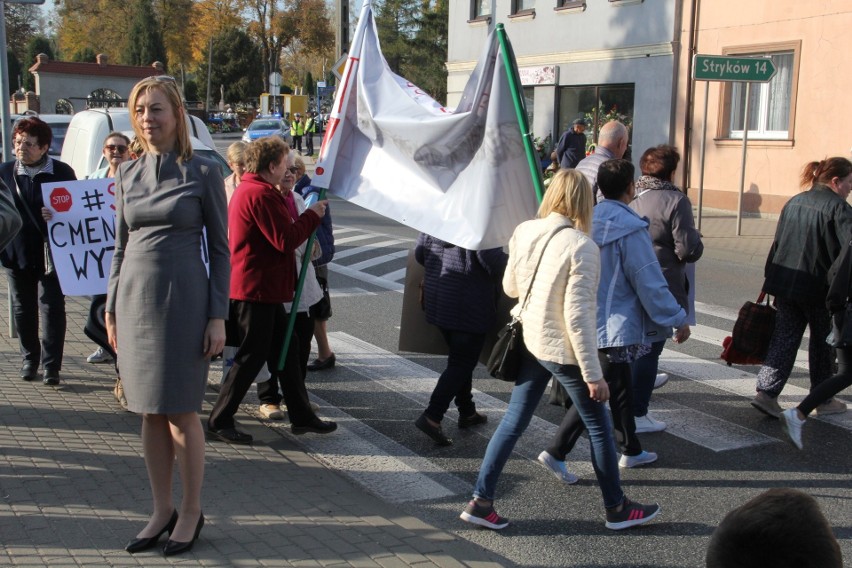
[{"left": 0, "top": 296, "right": 506, "bottom": 567}]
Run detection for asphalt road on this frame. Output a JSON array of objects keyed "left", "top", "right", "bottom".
[{"left": 211, "top": 135, "right": 852, "bottom": 568}]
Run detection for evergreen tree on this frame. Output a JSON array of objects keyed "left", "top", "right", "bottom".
[
  {"left": 303, "top": 71, "right": 314, "bottom": 96},
  {"left": 411, "top": 0, "right": 448, "bottom": 103},
  {"left": 374, "top": 0, "right": 448, "bottom": 104},
  {"left": 123, "top": 0, "right": 168, "bottom": 67},
  {"left": 23, "top": 36, "right": 55, "bottom": 92},
  {"left": 195, "top": 28, "right": 264, "bottom": 105},
  {"left": 374, "top": 0, "right": 419, "bottom": 75},
  {"left": 71, "top": 48, "right": 98, "bottom": 63},
  {"left": 6, "top": 52, "right": 22, "bottom": 95}
]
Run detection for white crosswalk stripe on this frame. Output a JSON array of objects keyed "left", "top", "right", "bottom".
[{"left": 313, "top": 227, "right": 851, "bottom": 502}]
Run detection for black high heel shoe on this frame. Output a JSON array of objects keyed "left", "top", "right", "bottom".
[
  {"left": 124, "top": 510, "right": 178, "bottom": 553},
  {"left": 163, "top": 512, "right": 204, "bottom": 556}
]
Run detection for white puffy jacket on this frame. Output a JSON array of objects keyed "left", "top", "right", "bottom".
[{"left": 504, "top": 213, "right": 603, "bottom": 383}]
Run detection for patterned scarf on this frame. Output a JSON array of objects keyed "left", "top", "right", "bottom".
[{"left": 634, "top": 175, "right": 681, "bottom": 197}]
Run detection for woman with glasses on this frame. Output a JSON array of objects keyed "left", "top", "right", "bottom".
[
  {"left": 84, "top": 132, "right": 133, "bottom": 369},
  {"left": 106, "top": 76, "right": 230, "bottom": 556},
  {"left": 0, "top": 116, "right": 77, "bottom": 385}
]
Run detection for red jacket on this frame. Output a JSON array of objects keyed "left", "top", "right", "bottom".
[{"left": 228, "top": 172, "right": 321, "bottom": 303}]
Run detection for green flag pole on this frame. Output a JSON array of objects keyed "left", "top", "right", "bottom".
[
  {"left": 495, "top": 24, "right": 544, "bottom": 204},
  {"left": 277, "top": 186, "right": 327, "bottom": 373}
]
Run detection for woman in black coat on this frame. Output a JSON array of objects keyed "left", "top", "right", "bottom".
[{"left": 0, "top": 116, "right": 76, "bottom": 385}]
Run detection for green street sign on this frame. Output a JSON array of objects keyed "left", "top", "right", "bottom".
[{"left": 693, "top": 55, "right": 776, "bottom": 83}]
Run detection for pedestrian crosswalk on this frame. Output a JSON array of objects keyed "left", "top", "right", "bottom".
[{"left": 298, "top": 225, "right": 852, "bottom": 503}]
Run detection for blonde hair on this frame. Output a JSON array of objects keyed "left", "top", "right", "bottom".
[
  {"left": 294, "top": 155, "right": 306, "bottom": 172},
  {"left": 128, "top": 76, "right": 192, "bottom": 162},
  {"left": 537, "top": 169, "right": 593, "bottom": 234},
  {"left": 226, "top": 141, "right": 247, "bottom": 165}
]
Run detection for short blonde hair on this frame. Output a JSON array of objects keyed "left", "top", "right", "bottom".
[
  {"left": 537, "top": 169, "right": 593, "bottom": 234},
  {"left": 128, "top": 76, "right": 192, "bottom": 162},
  {"left": 226, "top": 141, "right": 247, "bottom": 165}
]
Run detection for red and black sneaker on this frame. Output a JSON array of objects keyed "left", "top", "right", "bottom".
[
  {"left": 460, "top": 499, "right": 509, "bottom": 530},
  {"left": 605, "top": 497, "right": 660, "bottom": 530}
]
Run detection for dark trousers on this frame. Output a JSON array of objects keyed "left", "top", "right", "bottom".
[
  {"left": 546, "top": 350, "right": 643, "bottom": 460},
  {"left": 256, "top": 311, "right": 315, "bottom": 417},
  {"left": 632, "top": 339, "right": 665, "bottom": 417},
  {"left": 292, "top": 135, "right": 303, "bottom": 153},
  {"left": 757, "top": 297, "right": 832, "bottom": 396},
  {"left": 306, "top": 132, "right": 314, "bottom": 155},
  {"left": 208, "top": 301, "right": 316, "bottom": 431},
  {"left": 799, "top": 346, "right": 852, "bottom": 416},
  {"left": 6, "top": 268, "right": 66, "bottom": 371},
  {"left": 424, "top": 328, "right": 485, "bottom": 422}
]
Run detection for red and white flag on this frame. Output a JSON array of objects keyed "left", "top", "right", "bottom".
[{"left": 312, "top": 2, "right": 538, "bottom": 250}]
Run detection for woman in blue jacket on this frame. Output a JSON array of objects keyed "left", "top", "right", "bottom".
[{"left": 538, "top": 159, "right": 689, "bottom": 480}]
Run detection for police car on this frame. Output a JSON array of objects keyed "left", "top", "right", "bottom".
[{"left": 242, "top": 116, "right": 294, "bottom": 146}]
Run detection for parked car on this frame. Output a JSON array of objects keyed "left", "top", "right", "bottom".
[
  {"left": 2, "top": 112, "right": 73, "bottom": 159},
  {"left": 242, "top": 116, "right": 293, "bottom": 146},
  {"left": 60, "top": 108, "right": 230, "bottom": 179}
]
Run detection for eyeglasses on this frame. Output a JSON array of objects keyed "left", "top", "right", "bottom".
[
  {"left": 105, "top": 144, "right": 128, "bottom": 154},
  {"left": 14, "top": 139, "right": 39, "bottom": 149},
  {"left": 287, "top": 167, "right": 300, "bottom": 174},
  {"left": 151, "top": 75, "right": 177, "bottom": 83}
]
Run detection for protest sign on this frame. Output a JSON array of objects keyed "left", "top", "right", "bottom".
[{"left": 41, "top": 179, "right": 115, "bottom": 296}]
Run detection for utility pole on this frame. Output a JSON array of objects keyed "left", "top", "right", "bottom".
[{"left": 205, "top": 37, "right": 212, "bottom": 118}]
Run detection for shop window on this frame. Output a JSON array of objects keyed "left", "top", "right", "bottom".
[
  {"left": 557, "top": 84, "right": 634, "bottom": 158},
  {"left": 723, "top": 44, "right": 799, "bottom": 140}
]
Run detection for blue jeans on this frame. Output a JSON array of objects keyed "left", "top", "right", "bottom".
[
  {"left": 632, "top": 340, "right": 665, "bottom": 417},
  {"left": 424, "top": 328, "right": 485, "bottom": 422},
  {"left": 472, "top": 354, "right": 625, "bottom": 509}
]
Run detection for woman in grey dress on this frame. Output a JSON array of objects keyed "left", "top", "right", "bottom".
[{"left": 106, "top": 76, "right": 229, "bottom": 556}]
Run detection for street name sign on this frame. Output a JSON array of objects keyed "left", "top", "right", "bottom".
[{"left": 693, "top": 55, "right": 776, "bottom": 82}]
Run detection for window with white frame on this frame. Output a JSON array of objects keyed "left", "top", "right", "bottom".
[{"left": 727, "top": 51, "right": 796, "bottom": 140}]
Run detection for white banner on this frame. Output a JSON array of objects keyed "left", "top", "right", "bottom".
[
  {"left": 41, "top": 179, "right": 115, "bottom": 296},
  {"left": 312, "top": 3, "right": 538, "bottom": 250}
]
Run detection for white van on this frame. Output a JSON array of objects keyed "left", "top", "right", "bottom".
[{"left": 60, "top": 108, "right": 230, "bottom": 179}]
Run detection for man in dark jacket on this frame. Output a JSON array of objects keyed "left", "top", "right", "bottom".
[
  {"left": 555, "top": 118, "right": 587, "bottom": 170},
  {"left": 0, "top": 117, "right": 76, "bottom": 385}
]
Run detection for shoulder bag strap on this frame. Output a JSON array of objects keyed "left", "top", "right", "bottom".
[
  {"left": 13, "top": 174, "right": 47, "bottom": 240},
  {"left": 518, "top": 224, "right": 573, "bottom": 313}
]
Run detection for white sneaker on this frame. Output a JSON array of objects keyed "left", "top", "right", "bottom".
[
  {"left": 634, "top": 413, "right": 667, "bottom": 433},
  {"left": 619, "top": 450, "right": 658, "bottom": 468},
  {"left": 87, "top": 347, "right": 113, "bottom": 364},
  {"left": 780, "top": 408, "right": 805, "bottom": 450},
  {"left": 537, "top": 451, "right": 578, "bottom": 484},
  {"left": 653, "top": 373, "right": 669, "bottom": 390}
]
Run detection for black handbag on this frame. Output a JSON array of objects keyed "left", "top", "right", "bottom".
[{"left": 486, "top": 224, "right": 571, "bottom": 382}]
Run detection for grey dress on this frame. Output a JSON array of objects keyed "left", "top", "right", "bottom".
[{"left": 107, "top": 152, "right": 229, "bottom": 414}]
